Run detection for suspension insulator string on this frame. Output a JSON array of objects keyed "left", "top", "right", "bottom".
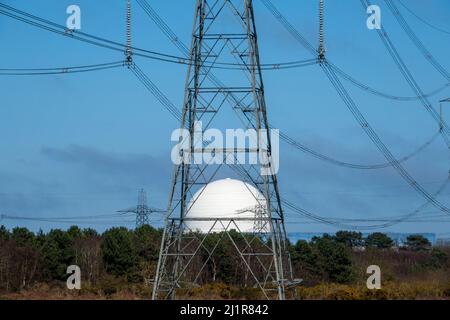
[
  {"left": 318, "top": 0, "right": 326, "bottom": 62},
  {"left": 126, "top": 0, "right": 132, "bottom": 66}
]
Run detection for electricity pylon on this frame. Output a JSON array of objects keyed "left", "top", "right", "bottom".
[
  {"left": 152, "top": 0, "right": 294, "bottom": 300},
  {"left": 118, "top": 189, "right": 164, "bottom": 228}
]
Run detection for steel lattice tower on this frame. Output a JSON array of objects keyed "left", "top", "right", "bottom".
[
  {"left": 153, "top": 0, "right": 294, "bottom": 300},
  {"left": 118, "top": 189, "right": 164, "bottom": 228}
]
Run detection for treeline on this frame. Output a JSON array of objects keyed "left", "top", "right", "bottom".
[
  {"left": 0, "top": 225, "right": 161, "bottom": 292},
  {"left": 290, "top": 231, "right": 449, "bottom": 284},
  {"left": 0, "top": 226, "right": 449, "bottom": 297}
]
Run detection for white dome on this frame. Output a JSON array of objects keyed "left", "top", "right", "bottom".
[{"left": 184, "top": 178, "right": 268, "bottom": 233}]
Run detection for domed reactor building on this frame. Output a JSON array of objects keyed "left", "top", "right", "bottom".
[
  {"left": 152, "top": 0, "right": 295, "bottom": 300},
  {"left": 185, "top": 178, "right": 269, "bottom": 234}
]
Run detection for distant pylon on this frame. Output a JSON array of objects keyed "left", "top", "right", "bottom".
[
  {"left": 152, "top": 0, "right": 294, "bottom": 300},
  {"left": 118, "top": 189, "right": 165, "bottom": 228}
]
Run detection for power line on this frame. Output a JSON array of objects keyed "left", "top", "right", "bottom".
[
  {"left": 0, "top": 3, "right": 193, "bottom": 65},
  {"left": 1, "top": 1, "right": 447, "bottom": 90},
  {"left": 288, "top": 211, "right": 450, "bottom": 223},
  {"left": 283, "top": 176, "right": 450, "bottom": 230},
  {"left": 117, "top": 189, "right": 165, "bottom": 228},
  {"left": 0, "top": 60, "right": 125, "bottom": 76},
  {"left": 278, "top": 129, "right": 440, "bottom": 170},
  {"left": 287, "top": 219, "right": 450, "bottom": 225},
  {"left": 126, "top": 28, "right": 449, "bottom": 225},
  {"left": 322, "top": 60, "right": 450, "bottom": 216},
  {"left": 385, "top": 0, "right": 450, "bottom": 81},
  {"left": 397, "top": 0, "right": 450, "bottom": 35},
  {"left": 330, "top": 63, "right": 450, "bottom": 101},
  {"left": 130, "top": 62, "right": 183, "bottom": 121},
  {"left": 259, "top": 0, "right": 450, "bottom": 173},
  {"left": 126, "top": 0, "right": 132, "bottom": 65},
  {"left": 0, "top": 212, "right": 133, "bottom": 222},
  {"left": 0, "top": 210, "right": 166, "bottom": 226},
  {"left": 228, "top": 156, "right": 447, "bottom": 231},
  {"left": 136, "top": 0, "right": 439, "bottom": 171},
  {"left": 1, "top": 1, "right": 448, "bottom": 231},
  {"left": 77, "top": 3, "right": 450, "bottom": 226},
  {"left": 260, "top": 0, "right": 450, "bottom": 102},
  {"left": 0, "top": 2, "right": 317, "bottom": 71},
  {"left": 359, "top": 0, "right": 450, "bottom": 139},
  {"left": 135, "top": 0, "right": 318, "bottom": 71},
  {"left": 2, "top": 1, "right": 442, "bottom": 172}
]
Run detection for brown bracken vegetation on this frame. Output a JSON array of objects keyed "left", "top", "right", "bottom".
[{"left": 0, "top": 226, "right": 449, "bottom": 300}]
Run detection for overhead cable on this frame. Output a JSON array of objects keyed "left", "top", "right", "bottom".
[
  {"left": 0, "top": 60, "right": 125, "bottom": 76},
  {"left": 0, "top": 3, "right": 317, "bottom": 71},
  {"left": 260, "top": 0, "right": 450, "bottom": 101},
  {"left": 397, "top": 0, "right": 450, "bottom": 35}
]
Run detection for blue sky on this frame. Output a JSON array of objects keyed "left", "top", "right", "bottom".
[{"left": 0, "top": 0, "right": 450, "bottom": 235}]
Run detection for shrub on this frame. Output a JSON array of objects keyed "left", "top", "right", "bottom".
[
  {"left": 366, "top": 233, "right": 394, "bottom": 249},
  {"left": 405, "top": 235, "right": 432, "bottom": 252}
]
